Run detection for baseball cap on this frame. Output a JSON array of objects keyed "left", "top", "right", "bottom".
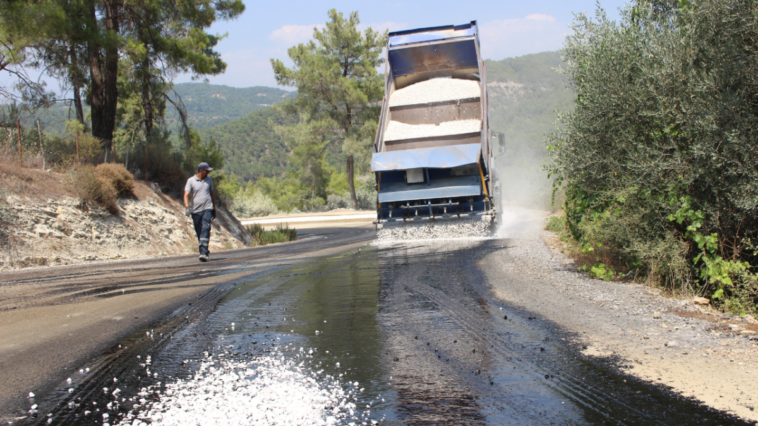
[{"left": 197, "top": 162, "right": 214, "bottom": 171}]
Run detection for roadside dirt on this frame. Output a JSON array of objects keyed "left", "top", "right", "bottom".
[
  {"left": 0, "top": 164, "right": 251, "bottom": 270},
  {"left": 484, "top": 209, "right": 758, "bottom": 422}
]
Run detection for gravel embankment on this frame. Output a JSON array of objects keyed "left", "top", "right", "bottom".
[{"left": 389, "top": 77, "right": 480, "bottom": 107}]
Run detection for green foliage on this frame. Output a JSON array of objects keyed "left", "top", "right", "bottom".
[
  {"left": 182, "top": 128, "right": 223, "bottom": 175},
  {"left": 1, "top": 0, "right": 245, "bottom": 159},
  {"left": 11, "top": 83, "right": 293, "bottom": 137},
  {"left": 271, "top": 9, "right": 386, "bottom": 209},
  {"left": 669, "top": 199, "right": 757, "bottom": 313},
  {"left": 76, "top": 133, "right": 104, "bottom": 164},
  {"left": 589, "top": 263, "right": 616, "bottom": 281},
  {"left": 545, "top": 215, "right": 566, "bottom": 233},
  {"left": 325, "top": 174, "right": 376, "bottom": 210},
  {"left": 214, "top": 172, "right": 240, "bottom": 203},
  {"left": 327, "top": 170, "right": 349, "bottom": 196},
  {"left": 199, "top": 107, "right": 297, "bottom": 182},
  {"left": 547, "top": 0, "right": 758, "bottom": 313},
  {"left": 245, "top": 223, "right": 297, "bottom": 246},
  {"left": 230, "top": 189, "right": 279, "bottom": 218}
]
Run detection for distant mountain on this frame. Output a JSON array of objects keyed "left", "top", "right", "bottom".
[
  {"left": 6, "top": 83, "right": 295, "bottom": 136},
  {"left": 168, "top": 83, "right": 295, "bottom": 130}
]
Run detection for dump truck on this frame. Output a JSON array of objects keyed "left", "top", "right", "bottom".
[{"left": 371, "top": 21, "right": 503, "bottom": 225}]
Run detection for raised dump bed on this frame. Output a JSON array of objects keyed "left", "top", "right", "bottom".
[{"left": 371, "top": 21, "right": 498, "bottom": 223}]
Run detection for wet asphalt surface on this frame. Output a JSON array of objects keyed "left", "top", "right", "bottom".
[{"left": 19, "top": 238, "right": 750, "bottom": 425}]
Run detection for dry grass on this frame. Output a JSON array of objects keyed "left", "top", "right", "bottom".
[
  {"left": 95, "top": 163, "right": 134, "bottom": 196},
  {"left": 72, "top": 165, "right": 119, "bottom": 214}
]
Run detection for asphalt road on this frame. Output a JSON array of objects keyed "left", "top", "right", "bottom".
[
  {"left": 0, "top": 224, "right": 375, "bottom": 423},
  {"left": 3, "top": 219, "right": 751, "bottom": 425}
]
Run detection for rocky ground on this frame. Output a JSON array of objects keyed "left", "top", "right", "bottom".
[
  {"left": 485, "top": 208, "right": 758, "bottom": 422},
  {"left": 0, "top": 164, "right": 251, "bottom": 270}
]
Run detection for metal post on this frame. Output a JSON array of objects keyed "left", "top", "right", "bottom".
[
  {"left": 36, "top": 120, "right": 44, "bottom": 170},
  {"left": 75, "top": 132, "right": 80, "bottom": 163},
  {"left": 143, "top": 145, "right": 147, "bottom": 179},
  {"left": 16, "top": 119, "right": 21, "bottom": 160}
]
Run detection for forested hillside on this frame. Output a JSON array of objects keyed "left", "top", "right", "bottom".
[
  {"left": 485, "top": 51, "right": 574, "bottom": 208},
  {"left": 166, "top": 83, "right": 295, "bottom": 130},
  {"left": 7, "top": 83, "right": 293, "bottom": 136},
  {"left": 198, "top": 107, "right": 297, "bottom": 182}
]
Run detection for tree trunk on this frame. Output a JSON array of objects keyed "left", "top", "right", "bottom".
[
  {"left": 86, "top": 2, "right": 103, "bottom": 140},
  {"left": 69, "top": 42, "right": 85, "bottom": 129},
  {"left": 346, "top": 154, "right": 357, "bottom": 209},
  {"left": 141, "top": 57, "right": 153, "bottom": 138},
  {"left": 101, "top": 0, "right": 120, "bottom": 152}
]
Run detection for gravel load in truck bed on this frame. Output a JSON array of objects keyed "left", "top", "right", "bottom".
[
  {"left": 389, "top": 78, "right": 481, "bottom": 107},
  {"left": 384, "top": 119, "right": 481, "bottom": 141}
]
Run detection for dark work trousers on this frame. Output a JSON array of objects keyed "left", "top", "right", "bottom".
[{"left": 191, "top": 209, "right": 213, "bottom": 256}]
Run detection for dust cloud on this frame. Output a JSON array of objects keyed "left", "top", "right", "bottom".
[{"left": 492, "top": 153, "right": 556, "bottom": 238}]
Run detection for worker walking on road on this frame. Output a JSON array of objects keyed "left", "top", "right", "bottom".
[{"left": 184, "top": 162, "right": 217, "bottom": 262}]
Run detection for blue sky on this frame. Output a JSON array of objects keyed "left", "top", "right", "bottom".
[
  {"left": 1, "top": 0, "right": 632, "bottom": 95},
  {"left": 188, "top": 0, "right": 631, "bottom": 88}
]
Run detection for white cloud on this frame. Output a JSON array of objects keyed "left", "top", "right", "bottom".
[
  {"left": 268, "top": 20, "right": 407, "bottom": 47},
  {"left": 268, "top": 24, "right": 324, "bottom": 47},
  {"left": 526, "top": 13, "right": 557, "bottom": 22},
  {"left": 479, "top": 14, "right": 567, "bottom": 60}
]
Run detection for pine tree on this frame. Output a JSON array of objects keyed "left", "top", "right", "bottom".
[{"left": 271, "top": 9, "right": 386, "bottom": 209}]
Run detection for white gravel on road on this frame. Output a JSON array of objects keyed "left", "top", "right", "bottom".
[
  {"left": 376, "top": 216, "right": 493, "bottom": 242},
  {"left": 389, "top": 78, "right": 480, "bottom": 107},
  {"left": 116, "top": 349, "right": 368, "bottom": 426},
  {"left": 384, "top": 119, "right": 481, "bottom": 142}
]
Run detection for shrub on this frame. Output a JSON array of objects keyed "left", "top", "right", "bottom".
[
  {"left": 327, "top": 193, "right": 350, "bottom": 210},
  {"left": 73, "top": 165, "right": 118, "bottom": 214},
  {"left": 546, "top": 0, "right": 758, "bottom": 313},
  {"left": 95, "top": 163, "right": 134, "bottom": 196},
  {"left": 245, "top": 223, "right": 297, "bottom": 246},
  {"left": 231, "top": 191, "right": 279, "bottom": 218},
  {"left": 77, "top": 133, "right": 103, "bottom": 164}
]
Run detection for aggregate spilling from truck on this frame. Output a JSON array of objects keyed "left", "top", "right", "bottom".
[{"left": 371, "top": 21, "right": 503, "bottom": 240}]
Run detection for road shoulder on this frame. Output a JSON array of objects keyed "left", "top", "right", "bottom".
[{"left": 482, "top": 210, "right": 758, "bottom": 422}]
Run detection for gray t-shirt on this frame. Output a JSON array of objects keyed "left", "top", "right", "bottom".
[{"left": 184, "top": 175, "right": 215, "bottom": 213}]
